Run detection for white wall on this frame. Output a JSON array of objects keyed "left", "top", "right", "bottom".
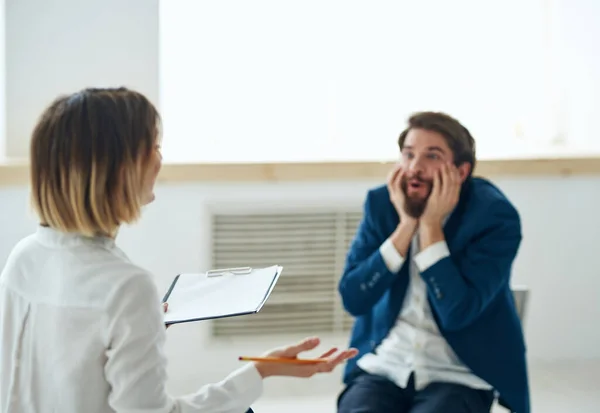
[
  {"left": 2, "top": 0, "right": 600, "bottom": 399},
  {"left": 5, "top": 0, "right": 158, "bottom": 158},
  {"left": 5, "top": 0, "right": 600, "bottom": 161},
  {"left": 1, "top": 178, "right": 600, "bottom": 396},
  {"left": 0, "top": 0, "right": 5, "bottom": 158},
  {"left": 556, "top": 0, "right": 600, "bottom": 150}
]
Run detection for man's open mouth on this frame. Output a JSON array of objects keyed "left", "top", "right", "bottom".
[{"left": 409, "top": 179, "right": 424, "bottom": 189}]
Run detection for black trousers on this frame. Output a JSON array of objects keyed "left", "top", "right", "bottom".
[{"left": 337, "top": 369, "right": 495, "bottom": 413}]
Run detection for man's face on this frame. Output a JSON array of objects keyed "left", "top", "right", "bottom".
[{"left": 399, "top": 128, "right": 456, "bottom": 218}]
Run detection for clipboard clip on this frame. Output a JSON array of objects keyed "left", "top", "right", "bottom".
[{"left": 206, "top": 267, "right": 253, "bottom": 277}]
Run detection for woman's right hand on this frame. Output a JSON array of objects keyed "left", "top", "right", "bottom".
[{"left": 254, "top": 337, "right": 358, "bottom": 379}]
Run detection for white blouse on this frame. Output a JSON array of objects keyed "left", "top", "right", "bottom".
[{"left": 0, "top": 226, "right": 263, "bottom": 413}]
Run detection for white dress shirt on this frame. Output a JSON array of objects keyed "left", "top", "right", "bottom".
[
  {"left": 357, "top": 232, "right": 492, "bottom": 391},
  {"left": 0, "top": 226, "right": 263, "bottom": 413}
]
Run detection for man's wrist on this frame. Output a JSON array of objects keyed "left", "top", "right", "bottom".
[
  {"left": 420, "top": 219, "right": 443, "bottom": 230},
  {"left": 419, "top": 221, "right": 445, "bottom": 249},
  {"left": 390, "top": 218, "right": 418, "bottom": 258},
  {"left": 398, "top": 217, "right": 418, "bottom": 232},
  {"left": 395, "top": 219, "right": 418, "bottom": 239}
]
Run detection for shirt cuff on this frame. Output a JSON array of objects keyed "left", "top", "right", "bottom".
[
  {"left": 379, "top": 238, "right": 406, "bottom": 273},
  {"left": 414, "top": 241, "right": 450, "bottom": 272},
  {"left": 220, "top": 363, "right": 264, "bottom": 408}
]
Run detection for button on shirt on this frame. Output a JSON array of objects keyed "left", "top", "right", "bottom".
[
  {"left": 357, "top": 233, "right": 492, "bottom": 391},
  {"left": 0, "top": 227, "right": 263, "bottom": 413}
]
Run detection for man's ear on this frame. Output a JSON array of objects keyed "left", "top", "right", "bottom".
[{"left": 457, "top": 162, "right": 471, "bottom": 183}]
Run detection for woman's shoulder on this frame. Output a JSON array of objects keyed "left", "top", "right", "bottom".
[
  {"left": 97, "top": 252, "right": 158, "bottom": 301},
  {"left": 1, "top": 233, "right": 160, "bottom": 316},
  {"left": 101, "top": 260, "right": 164, "bottom": 335},
  {"left": 98, "top": 248, "right": 160, "bottom": 301}
]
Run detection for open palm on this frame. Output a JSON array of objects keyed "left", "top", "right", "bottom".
[
  {"left": 259, "top": 337, "right": 358, "bottom": 378},
  {"left": 162, "top": 304, "right": 358, "bottom": 378}
]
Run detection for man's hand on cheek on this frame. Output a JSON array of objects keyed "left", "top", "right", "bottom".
[{"left": 420, "top": 162, "right": 461, "bottom": 228}]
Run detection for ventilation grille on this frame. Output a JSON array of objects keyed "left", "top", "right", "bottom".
[{"left": 211, "top": 211, "right": 362, "bottom": 337}]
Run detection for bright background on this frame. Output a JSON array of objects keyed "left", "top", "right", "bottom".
[{"left": 1, "top": 0, "right": 599, "bottom": 411}]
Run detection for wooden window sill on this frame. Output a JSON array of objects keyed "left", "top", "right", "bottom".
[{"left": 0, "top": 157, "right": 599, "bottom": 186}]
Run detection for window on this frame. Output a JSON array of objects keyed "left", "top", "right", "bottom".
[
  {"left": 159, "top": 0, "right": 569, "bottom": 163},
  {"left": 552, "top": 0, "right": 600, "bottom": 155}
]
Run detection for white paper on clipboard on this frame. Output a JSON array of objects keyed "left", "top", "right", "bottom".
[{"left": 162, "top": 265, "right": 283, "bottom": 325}]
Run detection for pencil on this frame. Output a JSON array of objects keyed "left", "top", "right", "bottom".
[{"left": 238, "top": 356, "right": 328, "bottom": 365}]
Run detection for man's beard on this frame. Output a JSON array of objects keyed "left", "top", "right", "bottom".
[{"left": 400, "top": 174, "right": 433, "bottom": 218}]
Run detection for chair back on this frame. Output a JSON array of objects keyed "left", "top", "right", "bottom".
[{"left": 511, "top": 285, "right": 530, "bottom": 324}]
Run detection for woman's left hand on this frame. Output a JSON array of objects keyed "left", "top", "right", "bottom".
[
  {"left": 162, "top": 302, "right": 170, "bottom": 329},
  {"left": 254, "top": 337, "right": 358, "bottom": 378}
]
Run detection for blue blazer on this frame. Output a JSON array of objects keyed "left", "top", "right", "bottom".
[{"left": 339, "top": 177, "right": 530, "bottom": 413}]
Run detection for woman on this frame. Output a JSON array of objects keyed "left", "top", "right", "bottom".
[{"left": 0, "top": 87, "right": 357, "bottom": 413}]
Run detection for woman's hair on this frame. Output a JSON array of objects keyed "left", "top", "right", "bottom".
[{"left": 30, "top": 87, "right": 160, "bottom": 237}]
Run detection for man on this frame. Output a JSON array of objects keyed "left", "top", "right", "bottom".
[{"left": 337, "top": 112, "right": 529, "bottom": 413}]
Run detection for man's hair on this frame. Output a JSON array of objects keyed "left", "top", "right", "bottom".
[
  {"left": 30, "top": 87, "right": 160, "bottom": 237},
  {"left": 398, "top": 111, "right": 476, "bottom": 177}
]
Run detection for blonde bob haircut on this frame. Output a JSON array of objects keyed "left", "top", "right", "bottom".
[{"left": 30, "top": 87, "right": 160, "bottom": 237}]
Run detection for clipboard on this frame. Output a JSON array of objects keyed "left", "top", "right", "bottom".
[{"left": 162, "top": 265, "right": 283, "bottom": 326}]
